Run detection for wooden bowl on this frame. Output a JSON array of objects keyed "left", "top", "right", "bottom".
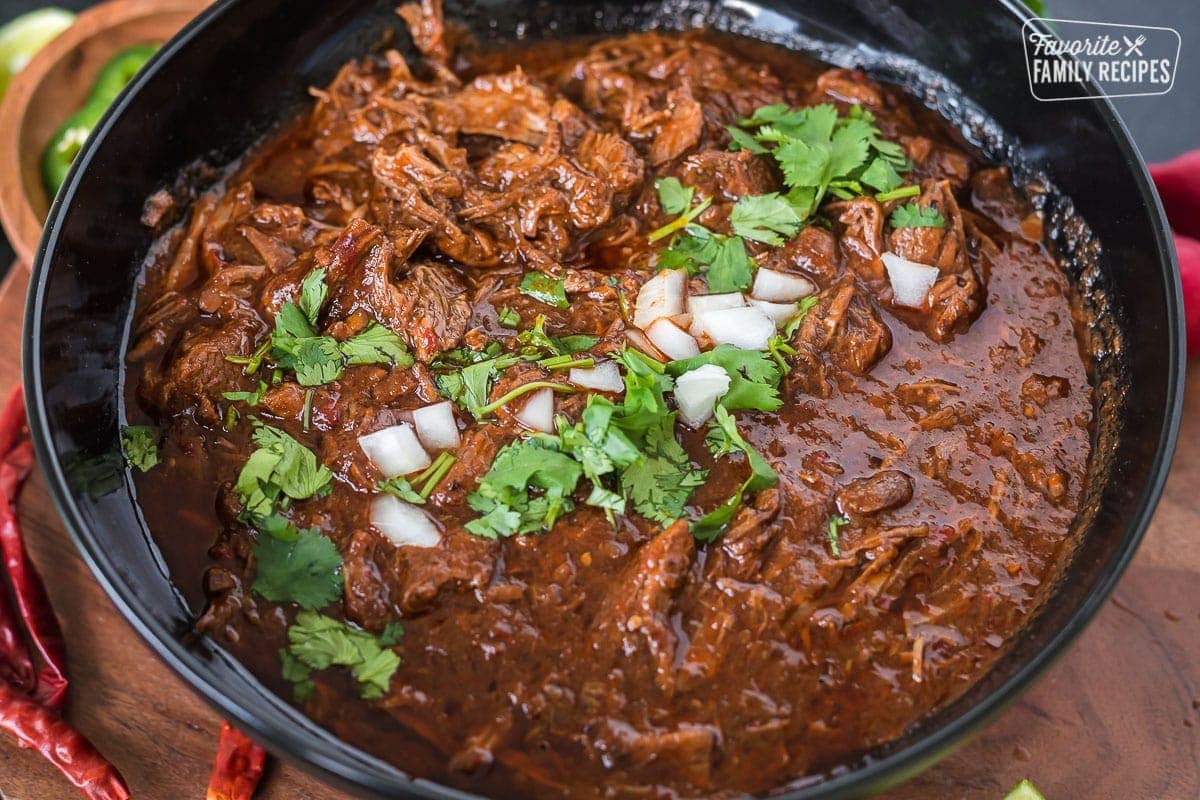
[{"left": 0, "top": 0, "right": 209, "bottom": 268}]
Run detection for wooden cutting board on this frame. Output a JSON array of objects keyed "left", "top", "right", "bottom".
[{"left": 0, "top": 264, "right": 1196, "bottom": 800}]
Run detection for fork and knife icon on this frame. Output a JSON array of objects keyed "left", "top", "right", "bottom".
[{"left": 1123, "top": 34, "right": 1147, "bottom": 56}]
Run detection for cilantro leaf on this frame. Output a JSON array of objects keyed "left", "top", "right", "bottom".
[
  {"left": 285, "top": 611, "right": 401, "bottom": 700},
  {"left": 828, "top": 514, "right": 849, "bottom": 556},
  {"left": 516, "top": 315, "right": 598, "bottom": 358},
  {"left": 890, "top": 202, "right": 947, "bottom": 228},
  {"left": 279, "top": 650, "right": 315, "bottom": 702},
  {"left": 783, "top": 295, "right": 821, "bottom": 339},
  {"left": 234, "top": 422, "right": 333, "bottom": 518},
  {"left": 612, "top": 348, "right": 674, "bottom": 444},
  {"left": 120, "top": 425, "right": 159, "bottom": 472},
  {"left": 376, "top": 475, "right": 426, "bottom": 504},
  {"left": 735, "top": 102, "right": 911, "bottom": 223},
  {"left": 620, "top": 413, "right": 706, "bottom": 525},
  {"left": 378, "top": 621, "right": 405, "bottom": 647},
  {"left": 667, "top": 345, "right": 782, "bottom": 413},
  {"left": 655, "top": 176, "right": 695, "bottom": 215},
  {"left": 263, "top": 270, "right": 412, "bottom": 386},
  {"left": 497, "top": 306, "right": 521, "bottom": 329},
  {"left": 859, "top": 157, "right": 904, "bottom": 193},
  {"left": 298, "top": 268, "right": 329, "bottom": 325},
  {"left": 432, "top": 342, "right": 504, "bottom": 367},
  {"left": 340, "top": 322, "right": 414, "bottom": 367},
  {"left": 730, "top": 193, "right": 803, "bottom": 245},
  {"left": 519, "top": 271, "right": 569, "bottom": 309},
  {"left": 289, "top": 337, "right": 343, "bottom": 386},
  {"left": 253, "top": 525, "right": 343, "bottom": 610},
  {"left": 702, "top": 232, "right": 756, "bottom": 293},
  {"left": 691, "top": 407, "right": 778, "bottom": 541},
  {"left": 726, "top": 125, "right": 769, "bottom": 154},
  {"left": 222, "top": 380, "right": 268, "bottom": 407},
  {"left": 465, "top": 438, "right": 583, "bottom": 539}
]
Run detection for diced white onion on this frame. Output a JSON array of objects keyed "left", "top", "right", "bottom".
[
  {"left": 749, "top": 298, "right": 800, "bottom": 328},
  {"left": 751, "top": 268, "right": 815, "bottom": 303},
  {"left": 646, "top": 318, "right": 700, "bottom": 361},
  {"left": 633, "top": 269, "right": 686, "bottom": 329},
  {"left": 569, "top": 361, "right": 624, "bottom": 393},
  {"left": 370, "top": 495, "right": 441, "bottom": 548},
  {"left": 690, "top": 306, "right": 776, "bottom": 351},
  {"left": 626, "top": 328, "right": 668, "bottom": 362},
  {"left": 882, "top": 252, "right": 940, "bottom": 308},
  {"left": 412, "top": 401, "right": 461, "bottom": 451},
  {"left": 686, "top": 292, "right": 745, "bottom": 314},
  {"left": 516, "top": 388, "right": 555, "bottom": 432},
  {"left": 358, "top": 423, "right": 431, "bottom": 477},
  {"left": 670, "top": 312, "right": 694, "bottom": 330},
  {"left": 673, "top": 364, "right": 731, "bottom": 428}
]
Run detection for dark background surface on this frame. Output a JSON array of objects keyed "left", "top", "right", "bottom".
[{"left": 0, "top": 0, "right": 1194, "bottom": 264}]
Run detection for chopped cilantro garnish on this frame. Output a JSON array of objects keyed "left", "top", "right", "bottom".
[
  {"left": 656, "top": 217, "right": 757, "bottom": 293},
  {"left": 222, "top": 380, "right": 268, "bottom": 407},
  {"left": 253, "top": 523, "right": 343, "bottom": 610},
  {"left": 251, "top": 270, "right": 411, "bottom": 387},
  {"left": 620, "top": 413, "right": 707, "bottom": 525},
  {"left": 874, "top": 184, "right": 921, "bottom": 203},
  {"left": 549, "top": 398, "right": 642, "bottom": 519},
  {"left": 282, "top": 611, "right": 401, "bottom": 700},
  {"left": 651, "top": 179, "right": 756, "bottom": 292},
  {"left": 655, "top": 176, "right": 696, "bottom": 215},
  {"left": 519, "top": 271, "right": 569, "bottom": 309},
  {"left": 666, "top": 345, "right": 782, "bottom": 413},
  {"left": 692, "top": 406, "right": 778, "bottom": 541},
  {"left": 234, "top": 421, "right": 333, "bottom": 519},
  {"left": 465, "top": 438, "right": 584, "bottom": 538},
  {"left": 298, "top": 268, "right": 329, "bottom": 323},
  {"left": 767, "top": 295, "right": 821, "bottom": 374},
  {"left": 649, "top": 177, "right": 713, "bottom": 242},
  {"left": 377, "top": 451, "right": 457, "bottom": 503},
  {"left": 340, "top": 322, "right": 414, "bottom": 367},
  {"left": 120, "top": 425, "right": 159, "bottom": 472},
  {"left": 827, "top": 514, "right": 849, "bottom": 556},
  {"left": 730, "top": 193, "right": 803, "bottom": 245},
  {"left": 376, "top": 475, "right": 426, "bottom": 504},
  {"left": 433, "top": 342, "right": 504, "bottom": 367},
  {"left": 436, "top": 353, "right": 521, "bottom": 418},
  {"left": 612, "top": 348, "right": 674, "bottom": 443},
  {"left": 379, "top": 621, "right": 405, "bottom": 647},
  {"left": 497, "top": 306, "right": 521, "bottom": 328},
  {"left": 476, "top": 381, "right": 576, "bottom": 418},
  {"left": 516, "top": 315, "right": 598, "bottom": 358},
  {"left": 734, "top": 102, "right": 910, "bottom": 221},
  {"left": 890, "top": 202, "right": 947, "bottom": 229}
]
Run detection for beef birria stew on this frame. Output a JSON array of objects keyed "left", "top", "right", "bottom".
[{"left": 124, "top": 2, "right": 1094, "bottom": 798}]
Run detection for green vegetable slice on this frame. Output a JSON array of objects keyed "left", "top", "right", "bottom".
[
  {"left": 0, "top": 8, "right": 74, "bottom": 99},
  {"left": 120, "top": 424, "right": 159, "bottom": 472},
  {"left": 1003, "top": 780, "right": 1047, "bottom": 800}
]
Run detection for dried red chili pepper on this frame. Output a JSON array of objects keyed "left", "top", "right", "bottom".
[
  {"left": 206, "top": 721, "right": 268, "bottom": 800},
  {"left": 0, "top": 574, "right": 36, "bottom": 693},
  {"left": 0, "top": 387, "right": 68, "bottom": 710},
  {"left": 0, "top": 680, "right": 131, "bottom": 799}
]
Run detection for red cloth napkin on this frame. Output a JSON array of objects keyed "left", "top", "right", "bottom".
[{"left": 1150, "top": 150, "right": 1200, "bottom": 356}]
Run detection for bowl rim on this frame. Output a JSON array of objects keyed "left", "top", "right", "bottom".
[{"left": 22, "top": 0, "right": 1186, "bottom": 797}]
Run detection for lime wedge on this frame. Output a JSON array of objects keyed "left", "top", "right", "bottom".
[
  {"left": 1003, "top": 780, "right": 1048, "bottom": 800},
  {"left": 0, "top": 7, "right": 76, "bottom": 99}
]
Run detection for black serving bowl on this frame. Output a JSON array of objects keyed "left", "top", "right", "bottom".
[{"left": 22, "top": 0, "right": 1183, "bottom": 797}]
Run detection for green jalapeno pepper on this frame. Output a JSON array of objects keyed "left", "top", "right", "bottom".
[{"left": 40, "top": 43, "right": 158, "bottom": 197}]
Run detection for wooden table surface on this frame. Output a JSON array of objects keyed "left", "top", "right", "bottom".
[{"left": 0, "top": 264, "right": 1196, "bottom": 800}]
